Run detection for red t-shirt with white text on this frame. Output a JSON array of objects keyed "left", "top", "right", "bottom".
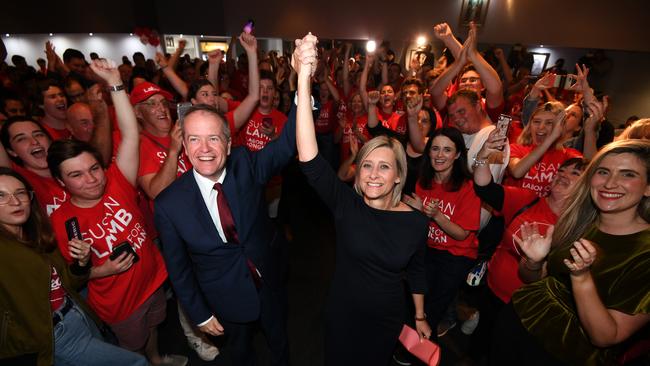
[
  {"left": 232, "top": 109, "right": 287, "bottom": 152},
  {"left": 51, "top": 165, "right": 168, "bottom": 323},
  {"left": 137, "top": 131, "right": 191, "bottom": 178},
  {"left": 505, "top": 144, "right": 582, "bottom": 197},
  {"left": 315, "top": 100, "right": 337, "bottom": 134},
  {"left": 376, "top": 109, "right": 407, "bottom": 136},
  {"left": 339, "top": 113, "right": 370, "bottom": 163},
  {"left": 415, "top": 180, "right": 481, "bottom": 259}
]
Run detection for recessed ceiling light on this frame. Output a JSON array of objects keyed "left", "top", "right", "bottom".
[{"left": 89, "top": 33, "right": 93, "bottom": 36}]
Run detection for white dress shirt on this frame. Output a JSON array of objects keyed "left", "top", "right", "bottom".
[
  {"left": 193, "top": 168, "right": 229, "bottom": 243},
  {"left": 192, "top": 168, "right": 228, "bottom": 327}
]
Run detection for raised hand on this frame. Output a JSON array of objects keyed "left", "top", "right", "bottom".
[
  {"left": 367, "top": 90, "right": 380, "bottom": 105},
  {"left": 365, "top": 52, "right": 376, "bottom": 67},
  {"left": 466, "top": 21, "right": 478, "bottom": 56},
  {"left": 513, "top": 222, "right": 553, "bottom": 263},
  {"left": 433, "top": 23, "right": 453, "bottom": 40},
  {"left": 477, "top": 127, "right": 507, "bottom": 160},
  {"left": 533, "top": 73, "right": 555, "bottom": 91},
  {"left": 239, "top": 32, "right": 258, "bottom": 54},
  {"left": 155, "top": 52, "right": 168, "bottom": 68},
  {"left": 349, "top": 134, "right": 359, "bottom": 157},
  {"left": 292, "top": 33, "right": 318, "bottom": 78},
  {"left": 169, "top": 122, "right": 183, "bottom": 155},
  {"left": 68, "top": 239, "right": 92, "bottom": 266},
  {"left": 208, "top": 49, "right": 224, "bottom": 65},
  {"left": 494, "top": 48, "right": 505, "bottom": 60},
  {"left": 177, "top": 39, "right": 187, "bottom": 51},
  {"left": 563, "top": 238, "right": 597, "bottom": 277},
  {"left": 568, "top": 64, "right": 590, "bottom": 94},
  {"left": 406, "top": 94, "right": 423, "bottom": 117},
  {"left": 89, "top": 59, "right": 121, "bottom": 85},
  {"left": 550, "top": 109, "right": 567, "bottom": 140},
  {"left": 583, "top": 98, "right": 607, "bottom": 132}
]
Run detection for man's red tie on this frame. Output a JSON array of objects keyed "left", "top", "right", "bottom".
[
  {"left": 213, "top": 183, "right": 261, "bottom": 288},
  {"left": 213, "top": 183, "right": 239, "bottom": 244}
]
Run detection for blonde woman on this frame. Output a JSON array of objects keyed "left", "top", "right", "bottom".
[{"left": 491, "top": 139, "right": 650, "bottom": 365}]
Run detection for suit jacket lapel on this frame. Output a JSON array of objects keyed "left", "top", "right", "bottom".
[{"left": 181, "top": 172, "right": 222, "bottom": 242}]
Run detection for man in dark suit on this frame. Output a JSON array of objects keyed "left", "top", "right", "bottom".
[{"left": 154, "top": 103, "right": 295, "bottom": 366}]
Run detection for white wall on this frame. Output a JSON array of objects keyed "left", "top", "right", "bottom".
[{"left": 3, "top": 33, "right": 160, "bottom": 66}]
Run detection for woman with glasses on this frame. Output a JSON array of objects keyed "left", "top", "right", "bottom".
[{"left": 0, "top": 167, "right": 147, "bottom": 366}]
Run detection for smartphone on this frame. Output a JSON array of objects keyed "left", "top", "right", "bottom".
[
  {"left": 262, "top": 117, "right": 273, "bottom": 129},
  {"left": 109, "top": 241, "right": 140, "bottom": 263},
  {"left": 547, "top": 74, "right": 575, "bottom": 89},
  {"left": 65, "top": 217, "right": 83, "bottom": 240},
  {"left": 177, "top": 102, "right": 192, "bottom": 122},
  {"left": 495, "top": 115, "right": 512, "bottom": 150},
  {"left": 243, "top": 19, "right": 254, "bottom": 34}
]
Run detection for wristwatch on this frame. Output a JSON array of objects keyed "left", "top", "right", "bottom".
[{"left": 108, "top": 84, "right": 126, "bottom": 92}]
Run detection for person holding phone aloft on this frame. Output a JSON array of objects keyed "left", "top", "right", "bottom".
[
  {"left": 48, "top": 60, "right": 184, "bottom": 366},
  {"left": 294, "top": 33, "right": 431, "bottom": 366}
]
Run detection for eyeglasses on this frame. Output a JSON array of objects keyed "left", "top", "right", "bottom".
[
  {"left": 0, "top": 190, "right": 33, "bottom": 205},
  {"left": 140, "top": 99, "right": 169, "bottom": 109}
]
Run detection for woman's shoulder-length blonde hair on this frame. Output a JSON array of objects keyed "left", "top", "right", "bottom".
[
  {"left": 353, "top": 135, "right": 407, "bottom": 208},
  {"left": 551, "top": 139, "right": 650, "bottom": 249},
  {"left": 517, "top": 101, "right": 566, "bottom": 146},
  {"left": 617, "top": 118, "right": 650, "bottom": 141}
]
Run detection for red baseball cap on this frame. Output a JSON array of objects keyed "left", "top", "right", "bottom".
[{"left": 130, "top": 81, "right": 173, "bottom": 105}]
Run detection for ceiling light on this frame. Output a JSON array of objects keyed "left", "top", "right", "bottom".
[{"left": 366, "top": 40, "right": 376, "bottom": 53}]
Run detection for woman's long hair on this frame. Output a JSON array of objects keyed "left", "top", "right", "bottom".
[
  {"left": 551, "top": 139, "right": 650, "bottom": 249},
  {"left": 517, "top": 101, "right": 565, "bottom": 146},
  {"left": 0, "top": 168, "right": 57, "bottom": 253},
  {"left": 418, "top": 127, "right": 471, "bottom": 192}
]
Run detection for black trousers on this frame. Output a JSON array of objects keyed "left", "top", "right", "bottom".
[
  {"left": 489, "top": 302, "right": 568, "bottom": 366},
  {"left": 220, "top": 284, "right": 289, "bottom": 366},
  {"left": 425, "top": 248, "right": 475, "bottom": 332}
]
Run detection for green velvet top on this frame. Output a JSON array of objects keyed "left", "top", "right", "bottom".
[{"left": 512, "top": 226, "right": 650, "bottom": 366}]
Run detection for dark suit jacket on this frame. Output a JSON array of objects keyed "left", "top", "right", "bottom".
[{"left": 154, "top": 109, "right": 296, "bottom": 324}]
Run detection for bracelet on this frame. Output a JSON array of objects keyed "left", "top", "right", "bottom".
[
  {"left": 108, "top": 84, "right": 125, "bottom": 92},
  {"left": 415, "top": 314, "right": 427, "bottom": 321},
  {"left": 472, "top": 157, "right": 488, "bottom": 168}
]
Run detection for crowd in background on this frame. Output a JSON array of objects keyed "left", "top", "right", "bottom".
[{"left": 0, "top": 19, "right": 649, "bottom": 366}]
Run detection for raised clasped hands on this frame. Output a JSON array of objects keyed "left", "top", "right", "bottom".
[
  {"left": 292, "top": 32, "right": 319, "bottom": 78},
  {"left": 563, "top": 238, "right": 597, "bottom": 277}
]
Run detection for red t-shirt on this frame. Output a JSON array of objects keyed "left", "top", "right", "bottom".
[
  {"left": 232, "top": 109, "right": 287, "bottom": 152},
  {"left": 12, "top": 164, "right": 67, "bottom": 216},
  {"left": 314, "top": 100, "right": 338, "bottom": 134},
  {"left": 376, "top": 109, "right": 407, "bottom": 135},
  {"left": 415, "top": 180, "right": 481, "bottom": 259},
  {"left": 49, "top": 266, "right": 67, "bottom": 311},
  {"left": 487, "top": 186, "right": 556, "bottom": 303},
  {"left": 42, "top": 123, "right": 70, "bottom": 141},
  {"left": 137, "top": 131, "right": 191, "bottom": 178},
  {"left": 339, "top": 113, "right": 370, "bottom": 163},
  {"left": 505, "top": 144, "right": 582, "bottom": 197},
  {"left": 51, "top": 165, "right": 168, "bottom": 323}
]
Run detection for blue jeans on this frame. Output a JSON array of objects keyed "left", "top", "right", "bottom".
[{"left": 53, "top": 301, "right": 148, "bottom": 366}]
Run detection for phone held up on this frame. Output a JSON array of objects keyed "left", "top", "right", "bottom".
[
  {"left": 176, "top": 102, "right": 192, "bottom": 123},
  {"left": 244, "top": 19, "right": 254, "bottom": 34},
  {"left": 495, "top": 114, "right": 512, "bottom": 150}
]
